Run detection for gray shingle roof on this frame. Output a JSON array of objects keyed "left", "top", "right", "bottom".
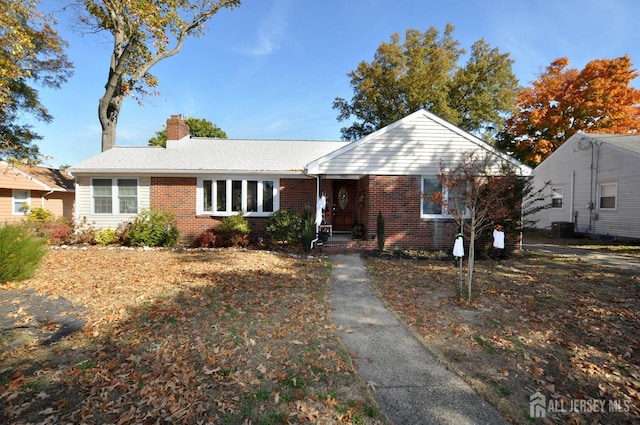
[
  {"left": 587, "top": 133, "right": 640, "bottom": 154},
  {"left": 70, "top": 138, "right": 350, "bottom": 174}
]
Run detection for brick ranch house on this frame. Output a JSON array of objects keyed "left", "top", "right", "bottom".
[{"left": 69, "top": 109, "right": 531, "bottom": 250}]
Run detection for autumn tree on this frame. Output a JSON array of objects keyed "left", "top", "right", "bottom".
[
  {"left": 434, "top": 152, "right": 547, "bottom": 302},
  {"left": 0, "top": 0, "right": 73, "bottom": 161},
  {"left": 148, "top": 116, "right": 227, "bottom": 147},
  {"left": 333, "top": 24, "right": 519, "bottom": 141},
  {"left": 498, "top": 55, "right": 640, "bottom": 165},
  {"left": 74, "top": 0, "right": 241, "bottom": 152}
]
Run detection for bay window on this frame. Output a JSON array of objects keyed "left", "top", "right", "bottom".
[{"left": 200, "top": 178, "right": 278, "bottom": 216}]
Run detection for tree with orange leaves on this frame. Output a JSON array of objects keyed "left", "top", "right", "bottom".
[{"left": 497, "top": 55, "right": 640, "bottom": 165}]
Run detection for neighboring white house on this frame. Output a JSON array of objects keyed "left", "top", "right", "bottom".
[{"left": 529, "top": 133, "right": 640, "bottom": 240}]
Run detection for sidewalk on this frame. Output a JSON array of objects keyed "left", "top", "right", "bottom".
[{"left": 329, "top": 254, "right": 509, "bottom": 425}]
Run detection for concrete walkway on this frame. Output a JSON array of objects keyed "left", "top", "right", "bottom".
[{"left": 329, "top": 254, "right": 509, "bottom": 425}]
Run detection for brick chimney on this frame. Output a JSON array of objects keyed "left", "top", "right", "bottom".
[{"left": 166, "top": 115, "right": 190, "bottom": 141}]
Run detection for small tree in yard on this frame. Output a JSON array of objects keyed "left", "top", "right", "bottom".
[{"left": 433, "top": 151, "right": 547, "bottom": 302}]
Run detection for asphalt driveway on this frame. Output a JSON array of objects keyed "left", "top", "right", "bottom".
[
  {"left": 522, "top": 241, "right": 640, "bottom": 272},
  {"left": 0, "top": 287, "right": 89, "bottom": 345}
]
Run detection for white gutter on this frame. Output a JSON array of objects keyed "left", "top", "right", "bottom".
[{"left": 41, "top": 190, "right": 54, "bottom": 208}]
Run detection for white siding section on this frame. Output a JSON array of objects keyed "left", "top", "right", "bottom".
[
  {"left": 530, "top": 134, "right": 640, "bottom": 239},
  {"left": 310, "top": 110, "right": 527, "bottom": 176},
  {"left": 75, "top": 175, "right": 150, "bottom": 230}
]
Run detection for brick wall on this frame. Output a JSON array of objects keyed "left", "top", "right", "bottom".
[
  {"left": 150, "top": 176, "right": 211, "bottom": 244},
  {"left": 363, "top": 175, "right": 458, "bottom": 250},
  {"left": 279, "top": 178, "right": 317, "bottom": 215},
  {"left": 150, "top": 176, "right": 316, "bottom": 245},
  {"left": 150, "top": 174, "right": 463, "bottom": 249}
]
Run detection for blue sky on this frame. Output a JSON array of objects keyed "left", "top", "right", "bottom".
[{"left": 32, "top": 0, "right": 640, "bottom": 167}]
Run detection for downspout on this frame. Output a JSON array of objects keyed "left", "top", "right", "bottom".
[
  {"left": 588, "top": 143, "right": 594, "bottom": 233},
  {"left": 592, "top": 141, "right": 600, "bottom": 237},
  {"left": 570, "top": 171, "right": 575, "bottom": 225},
  {"left": 308, "top": 174, "right": 320, "bottom": 249},
  {"left": 41, "top": 190, "right": 54, "bottom": 208}
]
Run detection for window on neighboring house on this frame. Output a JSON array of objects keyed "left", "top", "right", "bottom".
[
  {"left": 599, "top": 182, "right": 617, "bottom": 209},
  {"left": 92, "top": 178, "right": 138, "bottom": 214},
  {"left": 551, "top": 186, "right": 563, "bottom": 208},
  {"left": 421, "top": 177, "right": 466, "bottom": 217},
  {"left": 12, "top": 190, "right": 30, "bottom": 215},
  {"left": 200, "top": 178, "right": 278, "bottom": 216}
]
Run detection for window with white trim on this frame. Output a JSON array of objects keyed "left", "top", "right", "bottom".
[
  {"left": 421, "top": 177, "right": 466, "bottom": 217},
  {"left": 12, "top": 190, "right": 30, "bottom": 215},
  {"left": 551, "top": 186, "right": 563, "bottom": 208},
  {"left": 92, "top": 178, "right": 138, "bottom": 214},
  {"left": 599, "top": 182, "right": 617, "bottom": 210},
  {"left": 200, "top": 178, "right": 278, "bottom": 216}
]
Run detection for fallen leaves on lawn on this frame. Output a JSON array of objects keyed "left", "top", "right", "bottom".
[
  {"left": 1, "top": 247, "right": 386, "bottom": 424},
  {"left": 366, "top": 252, "right": 640, "bottom": 424}
]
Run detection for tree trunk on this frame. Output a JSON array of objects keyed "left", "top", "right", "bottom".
[
  {"left": 98, "top": 90, "right": 124, "bottom": 152},
  {"left": 467, "top": 214, "right": 477, "bottom": 302}
]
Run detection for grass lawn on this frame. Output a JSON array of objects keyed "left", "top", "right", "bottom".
[
  {"left": 365, "top": 249, "right": 639, "bottom": 424},
  {"left": 0, "top": 248, "right": 386, "bottom": 424}
]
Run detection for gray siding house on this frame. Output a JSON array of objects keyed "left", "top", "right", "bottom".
[{"left": 529, "top": 133, "right": 640, "bottom": 240}]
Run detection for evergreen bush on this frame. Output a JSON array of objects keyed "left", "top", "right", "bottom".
[
  {"left": 217, "top": 213, "right": 251, "bottom": 247},
  {"left": 128, "top": 208, "right": 179, "bottom": 247},
  {"left": 301, "top": 204, "right": 315, "bottom": 255},
  {"left": 0, "top": 224, "right": 46, "bottom": 283},
  {"left": 377, "top": 211, "right": 386, "bottom": 252},
  {"left": 265, "top": 209, "right": 302, "bottom": 244}
]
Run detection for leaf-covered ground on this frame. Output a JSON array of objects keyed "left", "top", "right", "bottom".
[
  {"left": 366, "top": 251, "right": 640, "bottom": 424},
  {"left": 0, "top": 248, "right": 386, "bottom": 424}
]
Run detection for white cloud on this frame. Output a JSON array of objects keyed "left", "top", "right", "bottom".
[{"left": 244, "top": 0, "right": 291, "bottom": 56}]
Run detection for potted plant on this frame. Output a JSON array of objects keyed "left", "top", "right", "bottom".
[
  {"left": 350, "top": 223, "right": 366, "bottom": 240},
  {"left": 319, "top": 228, "right": 331, "bottom": 241}
]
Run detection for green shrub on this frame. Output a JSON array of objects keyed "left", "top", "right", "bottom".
[
  {"left": 0, "top": 224, "right": 46, "bottom": 283},
  {"left": 265, "top": 209, "right": 302, "bottom": 244},
  {"left": 377, "top": 211, "right": 385, "bottom": 252},
  {"left": 127, "top": 208, "right": 179, "bottom": 247},
  {"left": 94, "top": 228, "right": 118, "bottom": 246},
  {"left": 218, "top": 213, "right": 250, "bottom": 234},
  {"left": 217, "top": 213, "right": 251, "bottom": 247},
  {"left": 301, "top": 204, "right": 315, "bottom": 255},
  {"left": 25, "top": 207, "right": 54, "bottom": 222}
]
